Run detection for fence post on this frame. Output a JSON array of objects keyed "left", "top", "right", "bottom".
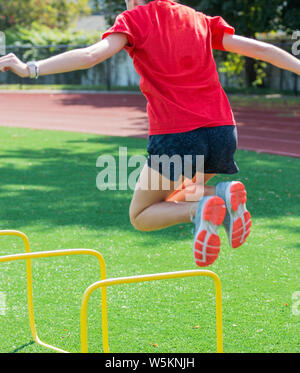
[
  {"left": 293, "top": 73, "right": 298, "bottom": 96},
  {"left": 279, "top": 42, "right": 284, "bottom": 92},
  {"left": 105, "top": 59, "right": 112, "bottom": 91},
  {"left": 0, "top": 31, "right": 5, "bottom": 55}
]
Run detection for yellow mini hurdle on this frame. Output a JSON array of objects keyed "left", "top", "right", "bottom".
[{"left": 0, "top": 230, "right": 223, "bottom": 353}]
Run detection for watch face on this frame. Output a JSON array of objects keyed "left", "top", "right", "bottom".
[
  {"left": 27, "top": 62, "right": 38, "bottom": 79},
  {"left": 27, "top": 63, "right": 36, "bottom": 78}
]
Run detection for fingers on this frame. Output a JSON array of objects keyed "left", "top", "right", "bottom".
[
  {"left": 0, "top": 53, "right": 28, "bottom": 77},
  {"left": 0, "top": 53, "right": 15, "bottom": 72},
  {"left": 0, "top": 53, "right": 16, "bottom": 62},
  {"left": 0, "top": 64, "right": 10, "bottom": 73}
]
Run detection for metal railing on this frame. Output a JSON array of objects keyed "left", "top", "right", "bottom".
[{"left": 1, "top": 42, "right": 299, "bottom": 93}]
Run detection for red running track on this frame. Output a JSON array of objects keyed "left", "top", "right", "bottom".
[{"left": 0, "top": 91, "right": 299, "bottom": 158}]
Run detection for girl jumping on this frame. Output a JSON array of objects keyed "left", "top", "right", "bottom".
[{"left": 1, "top": 0, "right": 299, "bottom": 267}]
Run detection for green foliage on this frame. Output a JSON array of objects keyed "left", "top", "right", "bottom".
[
  {"left": 252, "top": 61, "right": 268, "bottom": 87},
  {"left": 102, "top": 0, "right": 127, "bottom": 25},
  {"left": 218, "top": 53, "right": 268, "bottom": 88},
  {"left": 182, "top": 0, "right": 282, "bottom": 37},
  {"left": 5, "top": 22, "right": 100, "bottom": 46},
  {"left": 90, "top": 0, "right": 103, "bottom": 13},
  {"left": 219, "top": 53, "right": 245, "bottom": 87},
  {"left": 183, "top": 0, "right": 300, "bottom": 36},
  {"left": 279, "top": 0, "right": 300, "bottom": 33},
  {"left": 0, "top": 0, "right": 91, "bottom": 31},
  {"left": 181, "top": 1, "right": 285, "bottom": 87},
  {"left": 98, "top": 1, "right": 300, "bottom": 34},
  {"left": 5, "top": 22, "right": 100, "bottom": 62}
]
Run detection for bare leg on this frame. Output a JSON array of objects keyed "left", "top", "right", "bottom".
[
  {"left": 129, "top": 165, "right": 216, "bottom": 231},
  {"left": 166, "top": 173, "right": 216, "bottom": 202}
]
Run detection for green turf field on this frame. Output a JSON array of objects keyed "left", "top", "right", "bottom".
[{"left": 0, "top": 126, "right": 299, "bottom": 353}]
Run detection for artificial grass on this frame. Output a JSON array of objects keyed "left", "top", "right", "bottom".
[{"left": 0, "top": 126, "right": 299, "bottom": 353}]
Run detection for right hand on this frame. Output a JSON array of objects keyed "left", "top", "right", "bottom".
[{"left": 0, "top": 53, "right": 29, "bottom": 78}]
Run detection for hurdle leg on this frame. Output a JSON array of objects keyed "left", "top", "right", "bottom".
[
  {"left": 0, "top": 242, "right": 107, "bottom": 353},
  {"left": 80, "top": 270, "right": 223, "bottom": 353}
]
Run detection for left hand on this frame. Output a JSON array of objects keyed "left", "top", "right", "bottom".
[{"left": 0, "top": 53, "right": 29, "bottom": 78}]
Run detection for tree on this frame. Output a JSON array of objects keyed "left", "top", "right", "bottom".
[
  {"left": 183, "top": 0, "right": 282, "bottom": 37},
  {"left": 181, "top": 0, "right": 285, "bottom": 87},
  {"left": 97, "top": 0, "right": 299, "bottom": 87},
  {"left": 280, "top": 0, "right": 300, "bottom": 33},
  {"left": 0, "top": 0, "right": 91, "bottom": 30},
  {"left": 100, "top": 0, "right": 126, "bottom": 25},
  {"left": 182, "top": 0, "right": 300, "bottom": 86},
  {"left": 98, "top": 0, "right": 300, "bottom": 33}
]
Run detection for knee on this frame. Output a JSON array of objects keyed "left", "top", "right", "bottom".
[
  {"left": 130, "top": 214, "right": 148, "bottom": 232},
  {"left": 129, "top": 210, "right": 139, "bottom": 231},
  {"left": 129, "top": 207, "right": 150, "bottom": 232}
]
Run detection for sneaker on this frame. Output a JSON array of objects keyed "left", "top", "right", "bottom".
[
  {"left": 216, "top": 181, "right": 252, "bottom": 248},
  {"left": 192, "top": 196, "right": 226, "bottom": 267}
]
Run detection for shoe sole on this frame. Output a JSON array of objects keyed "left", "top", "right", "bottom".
[
  {"left": 193, "top": 196, "right": 226, "bottom": 267},
  {"left": 225, "top": 182, "right": 252, "bottom": 248}
]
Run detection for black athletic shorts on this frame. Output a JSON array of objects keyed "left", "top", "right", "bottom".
[{"left": 147, "top": 125, "right": 239, "bottom": 181}]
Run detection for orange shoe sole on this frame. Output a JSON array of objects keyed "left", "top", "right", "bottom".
[
  {"left": 228, "top": 182, "right": 252, "bottom": 248},
  {"left": 194, "top": 196, "right": 226, "bottom": 267}
]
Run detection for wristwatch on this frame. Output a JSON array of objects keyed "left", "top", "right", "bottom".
[{"left": 26, "top": 61, "right": 39, "bottom": 79}]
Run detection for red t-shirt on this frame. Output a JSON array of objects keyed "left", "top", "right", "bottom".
[{"left": 102, "top": 0, "right": 236, "bottom": 135}]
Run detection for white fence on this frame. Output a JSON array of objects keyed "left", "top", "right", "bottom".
[{"left": 0, "top": 43, "right": 299, "bottom": 93}]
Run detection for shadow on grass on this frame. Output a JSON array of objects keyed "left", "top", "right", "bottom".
[
  {"left": 0, "top": 134, "right": 299, "bottom": 243},
  {"left": 0, "top": 136, "right": 144, "bottom": 232},
  {"left": 10, "top": 340, "right": 35, "bottom": 353}
]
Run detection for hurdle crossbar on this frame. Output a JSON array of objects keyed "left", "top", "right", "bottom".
[
  {"left": 80, "top": 269, "right": 223, "bottom": 353},
  {"left": 0, "top": 230, "right": 107, "bottom": 353}
]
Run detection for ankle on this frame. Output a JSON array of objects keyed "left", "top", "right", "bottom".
[
  {"left": 204, "top": 185, "right": 216, "bottom": 196},
  {"left": 189, "top": 203, "right": 198, "bottom": 222}
]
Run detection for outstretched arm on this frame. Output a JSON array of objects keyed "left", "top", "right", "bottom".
[
  {"left": 0, "top": 33, "right": 127, "bottom": 78},
  {"left": 223, "top": 33, "right": 300, "bottom": 75}
]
